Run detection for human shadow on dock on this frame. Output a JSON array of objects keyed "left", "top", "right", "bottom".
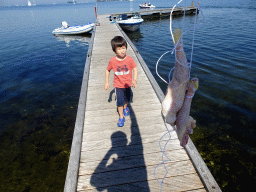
[{"left": 90, "top": 104, "right": 150, "bottom": 191}]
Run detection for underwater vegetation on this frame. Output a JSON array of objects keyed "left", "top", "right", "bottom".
[
  {"left": 190, "top": 95, "right": 256, "bottom": 192},
  {"left": 0, "top": 105, "right": 77, "bottom": 191}
]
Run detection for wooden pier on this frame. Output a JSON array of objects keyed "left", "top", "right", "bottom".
[
  {"left": 63, "top": 14, "right": 221, "bottom": 192},
  {"left": 110, "top": 6, "right": 199, "bottom": 19}
]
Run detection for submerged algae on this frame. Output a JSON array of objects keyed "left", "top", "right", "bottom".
[
  {"left": 0, "top": 105, "right": 76, "bottom": 191},
  {"left": 189, "top": 95, "right": 256, "bottom": 192}
]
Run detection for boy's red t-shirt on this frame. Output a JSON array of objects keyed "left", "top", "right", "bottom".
[{"left": 107, "top": 56, "right": 136, "bottom": 88}]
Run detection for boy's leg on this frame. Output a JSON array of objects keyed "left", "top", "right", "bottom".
[
  {"left": 124, "top": 103, "right": 128, "bottom": 110},
  {"left": 116, "top": 87, "right": 125, "bottom": 121},
  {"left": 123, "top": 102, "right": 130, "bottom": 116},
  {"left": 125, "top": 87, "right": 133, "bottom": 106},
  {"left": 116, "top": 88, "right": 126, "bottom": 127},
  {"left": 118, "top": 106, "right": 124, "bottom": 119},
  {"left": 123, "top": 87, "right": 132, "bottom": 116}
]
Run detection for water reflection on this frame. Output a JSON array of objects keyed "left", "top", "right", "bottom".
[
  {"left": 125, "top": 29, "right": 143, "bottom": 42},
  {"left": 30, "top": 10, "right": 34, "bottom": 18},
  {"left": 53, "top": 33, "right": 92, "bottom": 47}
]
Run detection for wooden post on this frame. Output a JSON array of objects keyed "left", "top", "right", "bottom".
[
  {"left": 95, "top": 4, "right": 97, "bottom": 19},
  {"left": 95, "top": 4, "right": 100, "bottom": 26}
]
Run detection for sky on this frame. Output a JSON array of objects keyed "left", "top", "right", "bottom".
[{"left": 0, "top": 0, "right": 96, "bottom": 7}]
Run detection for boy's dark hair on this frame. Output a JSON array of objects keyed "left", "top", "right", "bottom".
[{"left": 111, "top": 36, "right": 127, "bottom": 53}]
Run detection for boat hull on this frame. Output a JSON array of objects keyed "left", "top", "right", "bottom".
[
  {"left": 52, "top": 23, "right": 94, "bottom": 35},
  {"left": 117, "top": 19, "right": 143, "bottom": 32},
  {"left": 118, "top": 23, "right": 142, "bottom": 32}
]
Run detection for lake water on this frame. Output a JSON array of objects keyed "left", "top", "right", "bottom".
[{"left": 0, "top": 0, "right": 255, "bottom": 191}]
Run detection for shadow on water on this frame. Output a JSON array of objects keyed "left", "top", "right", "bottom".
[
  {"left": 90, "top": 104, "right": 150, "bottom": 191},
  {"left": 123, "top": 29, "right": 144, "bottom": 42}
]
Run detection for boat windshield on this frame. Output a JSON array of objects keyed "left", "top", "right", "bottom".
[{"left": 121, "top": 14, "right": 128, "bottom": 20}]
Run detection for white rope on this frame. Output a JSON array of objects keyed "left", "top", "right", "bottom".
[
  {"left": 155, "top": 50, "right": 171, "bottom": 84},
  {"left": 170, "top": 0, "right": 184, "bottom": 44}
]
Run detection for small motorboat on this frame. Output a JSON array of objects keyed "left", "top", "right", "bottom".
[
  {"left": 115, "top": 14, "right": 143, "bottom": 32},
  {"left": 52, "top": 21, "right": 94, "bottom": 35},
  {"left": 139, "top": 2, "right": 155, "bottom": 8}
]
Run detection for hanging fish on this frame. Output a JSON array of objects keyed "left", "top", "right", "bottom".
[
  {"left": 161, "top": 28, "right": 190, "bottom": 126},
  {"left": 176, "top": 78, "right": 199, "bottom": 147}
]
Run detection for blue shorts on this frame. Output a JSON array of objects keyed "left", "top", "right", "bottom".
[{"left": 115, "top": 87, "right": 133, "bottom": 106}]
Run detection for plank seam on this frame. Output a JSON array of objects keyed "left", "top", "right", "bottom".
[
  {"left": 80, "top": 148, "right": 186, "bottom": 164},
  {"left": 79, "top": 159, "right": 193, "bottom": 176}
]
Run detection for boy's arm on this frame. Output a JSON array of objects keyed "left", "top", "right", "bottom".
[
  {"left": 105, "top": 69, "right": 110, "bottom": 90},
  {"left": 132, "top": 67, "right": 138, "bottom": 88}
]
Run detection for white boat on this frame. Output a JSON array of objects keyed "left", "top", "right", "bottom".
[
  {"left": 116, "top": 14, "right": 143, "bottom": 32},
  {"left": 139, "top": 3, "right": 155, "bottom": 8},
  {"left": 28, "top": 0, "right": 32, "bottom": 6},
  {"left": 52, "top": 21, "right": 95, "bottom": 35}
]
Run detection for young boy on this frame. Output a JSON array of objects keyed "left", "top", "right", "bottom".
[{"left": 104, "top": 36, "right": 138, "bottom": 127}]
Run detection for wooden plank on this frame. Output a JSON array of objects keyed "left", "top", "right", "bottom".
[
  {"left": 77, "top": 173, "right": 204, "bottom": 192},
  {"left": 82, "top": 118, "right": 174, "bottom": 133},
  {"left": 84, "top": 109, "right": 162, "bottom": 125},
  {"left": 82, "top": 123, "right": 176, "bottom": 141},
  {"left": 81, "top": 132, "right": 178, "bottom": 154},
  {"left": 78, "top": 149, "right": 189, "bottom": 175},
  {"left": 80, "top": 138, "right": 183, "bottom": 164},
  {"left": 78, "top": 175, "right": 206, "bottom": 192},
  {"left": 78, "top": 160, "right": 198, "bottom": 185}
]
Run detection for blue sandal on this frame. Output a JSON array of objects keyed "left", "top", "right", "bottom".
[
  {"left": 117, "top": 117, "right": 125, "bottom": 127},
  {"left": 123, "top": 107, "right": 130, "bottom": 116}
]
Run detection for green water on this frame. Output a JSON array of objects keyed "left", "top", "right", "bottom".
[
  {"left": 0, "top": 105, "right": 76, "bottom": 191},
  {"left": 189, "top": 96, "right": 256, "bottom": 191}
]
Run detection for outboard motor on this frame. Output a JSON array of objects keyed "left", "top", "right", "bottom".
[{"left": 61, "top": 21, "right": 69, "bottom": 28}]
